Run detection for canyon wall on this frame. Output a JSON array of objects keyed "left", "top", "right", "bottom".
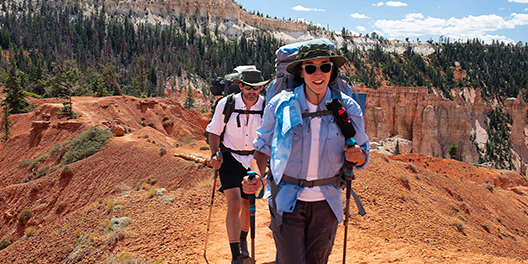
[
  {"left": 364, "top": 85, "right": 528, "bottom": 170},
  {"left": 363, "top": 86, "right": 485, "bottom": 163}
]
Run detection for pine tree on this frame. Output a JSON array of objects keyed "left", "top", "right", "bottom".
[
  {"left": 0, "top": 104, "right": 12, "bottom": 143},
  {"left": 448, "top": 143, "right": 458, "bottom": 160},
  {"left": 183, "top": 88, "right": 195, "bottom": 110},
  {"left": 100, "top": 62, "right": 122, "bottom": 95},
  {"left": 3, "top": 60, "right": 30, "bottom": 114},
  {"left": 394, "top": 140, "right": 401, "bottom": 156}
]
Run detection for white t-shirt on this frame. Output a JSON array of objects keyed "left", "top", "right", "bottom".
[
  {"left": 205, "top": 93, "right": 264, "bottom": 169},
  {"left": 298, "top": 100, "right": 326, "bottom": 202}
]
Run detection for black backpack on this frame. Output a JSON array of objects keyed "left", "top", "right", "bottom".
[{"left": 209, "top": 77, "right": 225, "bottom": 96}]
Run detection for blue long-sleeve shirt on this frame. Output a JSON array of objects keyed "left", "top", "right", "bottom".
[{"left": 253, "top": 84, "right": 370, "bottom": 223}]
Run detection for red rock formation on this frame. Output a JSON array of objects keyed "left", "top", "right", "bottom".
[{"left": 364, "top": 86, "right": 485, "bottom": 163}]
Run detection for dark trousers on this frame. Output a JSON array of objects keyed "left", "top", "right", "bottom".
[{"left": 270, "top": 200, "right": 338, "bottom": 264}]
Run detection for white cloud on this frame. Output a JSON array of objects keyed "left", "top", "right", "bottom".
[
  {"left": 403, "top": 13, "right": 424, "bottom": 21},
  {"left": 509, "top": 0, "right": 528, "bottom": 3},
  {"left": 374, "top": 13, "right": 520, "bottom": 43},
  {"left": 350, "top": 13, "right": 370, "bottom": 19},
  {"left": 510, "top": 13, "right": 528, "bottom": 25},
  {"left": 373, "top": 2, "right": 384, "bottom": 6},
  {"left": 525, "top": 8, "right": 528, "bottom": 11},
  {"left": 357, "top": 26, "right": 367, "bottom": 31},
  {"left": 386, "top": 1, "right": 408, "bottom": 7},
  {"left": 292, "top": 5, "right": 325, "bottom": 12}
]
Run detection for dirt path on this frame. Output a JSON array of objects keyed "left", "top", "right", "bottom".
[{"left": 203, "top": 189, "right": 526, "bottom": 264}]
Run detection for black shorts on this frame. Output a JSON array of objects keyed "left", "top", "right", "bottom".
[{"left": 218, "top": 152, "right": 249, "bottom": 199}]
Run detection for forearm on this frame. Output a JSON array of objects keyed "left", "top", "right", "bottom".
[
  {"left": 208, "top": 133, "right": 221, "bottom": 155},
  {"left": 251, "top": 150, "right": 269, "bottom": 178}
]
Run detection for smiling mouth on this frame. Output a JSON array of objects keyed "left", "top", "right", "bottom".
[{"left": 313, "top": 80, "right": 324, "bottom": 84}]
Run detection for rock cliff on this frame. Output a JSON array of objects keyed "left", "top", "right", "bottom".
[
  {"left": 61, "top": 0, "right": 435, "bottom": 54},
  {"left": 363, "top": 85, "right": 528, "bottom": 172},
  {"left": 363, "top": 86, "right": 484, "bottom": 164}
]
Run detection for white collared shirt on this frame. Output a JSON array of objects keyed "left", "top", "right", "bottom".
[{"left": 206, "top": 93, "right": 264, "bottom": 168}]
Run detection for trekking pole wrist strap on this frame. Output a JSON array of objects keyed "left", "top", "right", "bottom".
[{"left": 256, "top": 176, "right": 264, "bottom": 199}]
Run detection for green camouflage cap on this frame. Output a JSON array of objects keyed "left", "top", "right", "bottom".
[{"left": 286, "top": 40, "right": 346, "bottom": 75}]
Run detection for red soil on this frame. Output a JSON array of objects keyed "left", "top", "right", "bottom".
[{"left": 1, "top": 95, "right": 528, "bottom": 263}]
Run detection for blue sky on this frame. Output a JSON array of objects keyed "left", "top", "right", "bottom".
[{"left": 233, "top": 0, "right": 528, "bottom": 44}]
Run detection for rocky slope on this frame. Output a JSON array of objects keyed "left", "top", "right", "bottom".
[{"left": 0, "top": 95, "right": 528, "bottom": 263}]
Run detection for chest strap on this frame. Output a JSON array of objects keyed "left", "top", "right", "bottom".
[
  {"left": 233, "top": 109, "right": 264, "bottom": 127},
  {"left": 301, "top": 110, "right": 332, "bottom": 118}
]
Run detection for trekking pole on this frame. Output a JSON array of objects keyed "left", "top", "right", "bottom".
[
  {"left": 247, "top": 170, "right": 257, "bottom": 262},
  {"left": 343, "top": 138, "right": 357, "bottom": 264},
  {"left": 204, "top": 151, "right": 222, "bottom": 264}
]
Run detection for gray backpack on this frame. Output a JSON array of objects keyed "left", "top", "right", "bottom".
[{"left": 266, "top": 38, "right": 365, "bottom": 111}]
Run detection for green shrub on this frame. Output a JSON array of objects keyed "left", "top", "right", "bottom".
[
  {"left": 36, "top": 165, "right": 50, "bottom": 178},
  {"left": 55, "top": 101, "right": 77, "bottom": 120},
  {"left": 18, "top": 209, "right": 32, "bottom": 224},
  {"left": 17, "top": 159, "right": 33, "bottom": 168},
  {"left": 199, "top": 145, "right": 210, "bottom": 151},
  {"left": 106, "top": 198, "right": 116, "bottom": 213},
  {"left": 49, "top": 142, "right": 67, "bottom": 157},
  {"left": 0, "top": 236, "right": 11, "bottom": 250},
  {"left": 62, "top": 127, "right": 113, "bottom": 165},
  {"left": 456, "top": 213, "right": 465, "bottom": 221}
]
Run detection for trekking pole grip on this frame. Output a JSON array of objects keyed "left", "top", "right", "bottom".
[{"left": 345, "top": 138, "right": 357, "bottom": 180}]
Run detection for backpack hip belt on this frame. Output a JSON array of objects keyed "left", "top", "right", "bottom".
[
  {"left": 280, "top": 173, "right": 341, "bottom": 188},
  {"left": 267, "top": 170, "right": 342, "bottom": 227},
  {"left": 220, "top": 144, "right": 255, "bottom": 156}
]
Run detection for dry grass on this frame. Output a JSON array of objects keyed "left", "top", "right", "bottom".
[{"left": 25, "top": 226, "right": 36, "bottom": 237}]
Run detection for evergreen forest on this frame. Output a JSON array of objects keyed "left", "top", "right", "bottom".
[
  {"left": 0, "top": 0, "right": 526, "bottom": 170},
  {"left": 0, "top": 0, "right": 280, "bottom": 100},
  {"left": 0, "top": 0, "right": 525, "bottom": 104},
  {"left": 344, "top": 38, "right": 528, "bottom": 102}
]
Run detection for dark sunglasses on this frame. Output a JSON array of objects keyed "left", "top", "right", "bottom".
[
  {"left": 243, "top": 85, "right": 262, "bottom": 91},
  {"left": 301, "top": 62, "right": 333, "bottom": 74}
]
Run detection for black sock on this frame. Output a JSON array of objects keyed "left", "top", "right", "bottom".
[
  {"left": 240, "top": 230, "right": 248, "bottom": 241},
  {"left": 230, "top": 242, "right": 240, "bottom": 258}
]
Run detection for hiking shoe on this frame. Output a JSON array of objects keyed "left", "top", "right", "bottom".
[
  {"left": 231, "top": 255, "right": 244, "bottom": 264},
  {"left": 239, "top": 240, "right": 250, "bottom": 258}
]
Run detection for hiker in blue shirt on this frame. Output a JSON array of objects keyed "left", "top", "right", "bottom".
[
  {"left": 243, "top": 40, "right": 370, "bottom": 264},
  {"left": 206, "top": 69, "right": 270, "bottom": 264}
]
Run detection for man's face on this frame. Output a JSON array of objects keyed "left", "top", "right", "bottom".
[{"left": 240, "top": 83, "right": 263, "bottom": 102}]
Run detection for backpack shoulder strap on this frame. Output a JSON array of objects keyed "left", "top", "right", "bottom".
[
  {"left": 222, "top": 93, "right": 237, "bottom": 124},
  {"left": 328, "top": 83, "right": 343, "bottom": 100},
  {"left": 325, "top": 88, "right": 356, "bottom": 139}
]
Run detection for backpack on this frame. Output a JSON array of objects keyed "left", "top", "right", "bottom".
[
  {"left": 209, "top": 77, "right": 225, "bottom": 96},
  {"left": 266, "top": 38, "right": 366, "bottom": 112}
]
